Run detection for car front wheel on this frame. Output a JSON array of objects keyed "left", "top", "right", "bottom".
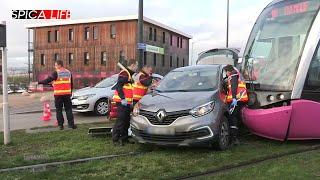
[
  {"left": 94, "top": 99, "right": 109, "bottom": 116},
  {"left": 214, "top": 116, "right": 230, "bottom": 151}
]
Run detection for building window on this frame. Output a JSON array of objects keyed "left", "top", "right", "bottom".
[
  {"left": 84, "top": 27, "right": 90, "bottom": 40},
  {"left": 153, "top": 53, "right": 157, "bottom": 66},
  {"left": 84, "top": 52, "right": 89, "bottom": 65},
  {"left": 101, "top": 51, "right": 107, "bottom": 65},
  {"left": 177, "top": 37, "right": 180, "bottom": 47},
  {"left": 162, "top": 32, "right": 165, "bottom": 43},
  {"left": 47, "top": 31, "right": 51, "bottom": 43},
  {"left": 170, "top": 34, "right": 173, "bottom": 46},
  {"left": 68, "top": 53, "right": 73, "bottom": 65},
  {"left": 149, "top": 27, "right": 153, "bottom": 41},
  {"left": 54, "top": 53, "right": 59, "bottom": 61},
  {"left": 154, "top": 29, "right": 157, "bottom": 41},
  {"left": 110, "top": 24, "right": 116, "bottom": 39},
  {"left": 177, "top": 57, "right": 179, "bottom": 67},
  {"left": 170, "top": 56, "right": 173, "bottom": 67},
  {"left": 68, "top": 29, "right": 74, "bottom": 41},
  {"left": 182, "top": 58, "right": 185, "bottom": 66},
  {"left": 162, "top": 55, "right": 165, "bottom": 67},
  {"left": 180, "top": 38, "right": 183, "bottom": 48},
  {"left": 144, "top": 52, "right": 147, "bottom": 65},
  {"left": 93, "top": 26, "right": 98, "bottom": 40},
  {"left": 54, "top": 30, "right": 59, "bottom": 42},
  {"left": 41, "top": 54, "right": 45, "bottom": 66}
]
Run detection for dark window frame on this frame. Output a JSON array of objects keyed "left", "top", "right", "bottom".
[
  {"left": 162, "top": 55, "right": 165, "bottom": 67},
  {"left": 54, "top": 30, "right": 59, "bottom": 42},
  {"left": 68, "top": 29, "right": 74, "bottom": 41},
  {"left": 93, "top": 26, "right": 98, "bottom": 40},
  {"left": 154, "top": 28, "right": 157, "bottom": 41},
  {"left": 40, "top": 54, "right": 45, "bottom": 66},
  {"left": 177, "top": 57, "right": 179, "bottom": 67},
  {"left": 47, "top": 31, "right": 51, "bottom": 43},
  {"left": 170, "top": 34, "right": 173, "bottom": 46},
  {"left": 162, "top": 32, "right": 166, "bottom": 44},
  {"left": 84, "top": 27, "right": 90, "bottom": 40},
  {"left": 101, "top": 51, "right": 107, "bottom": 65},
  {"left": 68, "top": 53, "right": 73, "bottom": 65},
  {"left": 170, "top": 56, "right": 173, "bottom": 67},
  {"left": 149, "top": 27, "right": 153, "bottom": 41},
  {"left": 153, "top": 53, "right": 157, "bottom": 66},
  {"left": 144, "top": 52, "right": 147, "bottom": 65},
  {"left": 84, "top": 52, "right": 89, "bottom": 65},
  {"left": 110, "top": 24, "right": 116, "bottom": 39}
]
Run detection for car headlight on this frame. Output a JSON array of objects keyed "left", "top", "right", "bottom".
[
  {"left": 190, "top": 101, "right": 215, "bottom": 117},
  {"left": 77, "top": 94, "right": 96, "bottom": 100},
  {"left": 132, "top": 102, "right": 140, "bottom": 117}
]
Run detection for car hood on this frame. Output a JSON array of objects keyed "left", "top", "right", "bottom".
[
  {"left": 139, "top": 90, "right": 219, "bottom": 112},
  {"left": 73, "top": 86, "right": 113, "bottom": 97}
]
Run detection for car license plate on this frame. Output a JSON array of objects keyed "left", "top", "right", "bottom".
[{"left": 147, "top": 127, "right": 175, "bottom": 135}]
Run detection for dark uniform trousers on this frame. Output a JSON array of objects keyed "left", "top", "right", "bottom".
[
  {"left": 54, "top": 95, "right": 75, "bottom": 127},
  {"left": 229, "top": 102, "right": 245, "bottom": 138},
  {"left": 112, "top": 103, "right": 131, "bottom": 142}
]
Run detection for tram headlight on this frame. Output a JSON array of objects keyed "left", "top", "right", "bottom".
[
  {"left": 267, "top": 95, "right": 275, "bottom": 102},
  {"left": 277, "top": 94, "right": 285, "bottom": 100}
]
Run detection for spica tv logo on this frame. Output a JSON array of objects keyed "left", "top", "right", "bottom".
[{"left": 12, "top": 10, "right": 71, "bottom": 19}]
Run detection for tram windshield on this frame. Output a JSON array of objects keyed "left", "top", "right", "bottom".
[{"left": 243, "top": 0, "right": 320, "bottom": 91}]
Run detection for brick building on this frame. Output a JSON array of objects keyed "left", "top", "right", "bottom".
[{"left": 26, "top": 15, "right": 192, "bottom": 88}]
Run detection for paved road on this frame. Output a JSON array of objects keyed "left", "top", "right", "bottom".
[{"left": 0, "top": 111, "right": 109, "bottom": 131}]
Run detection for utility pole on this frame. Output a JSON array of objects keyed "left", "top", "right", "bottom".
[
  {"left": 226, "top": 0, "right": 230, "bottom": 48},
  {"left": 0, "top": 21, "right": 10, "bottom": 145},
  {"left": 138, "top": 0, "right": 144, "bottom": 70},
  {"left": 27, "top": 29, "right": 31, "bottom": 84}
]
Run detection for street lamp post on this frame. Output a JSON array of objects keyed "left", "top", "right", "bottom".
[
  {"left": 226, "top": 0, "right": 229, "bottom": 48},
  {"left": 138, "top": 0, "right": 144, "bottom": 70},
  {"left": 0, "top": 21, "right": 10, "bottom": 145}
]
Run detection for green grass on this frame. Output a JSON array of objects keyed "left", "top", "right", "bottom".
[
  {"left": 209, "top": 149, "right": 320, "bottom": 180},
  {"left": 0, "top": 123, "right": 320, "bottom": 179}
]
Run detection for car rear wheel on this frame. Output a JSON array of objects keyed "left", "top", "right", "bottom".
[
  {"left": 214, "top": 117, "right": 230, "bottom": 151},
  {"left": 94, "top": 99, "right": 109, "bottom": 116}
]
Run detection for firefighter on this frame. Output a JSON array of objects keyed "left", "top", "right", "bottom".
[
  {"left": 37, "top": 60, "right": 76, "bottom": 130},
  {"left": 132, "top": 65, "right": 153, "bottom": 105},
  {"left": 112, "top": 59, "right": 138, "bottom": 146},
  {"left": 223, "top": 64, "right": 248, "bottom": 144}
]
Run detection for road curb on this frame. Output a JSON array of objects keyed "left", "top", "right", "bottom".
[{"left": 10, "top": 109, "right": 56, "bottom": 115}]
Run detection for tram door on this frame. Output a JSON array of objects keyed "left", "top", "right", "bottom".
[
  {"left": 301, "top": 42, "right": 320, "bottom": 102},
  {"left": 288, "top": 41, "right": 320, "bottom": 140}
]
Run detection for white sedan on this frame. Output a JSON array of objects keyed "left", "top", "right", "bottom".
[{"left": 72, "top": 73, "right": 163, "bottom": 116}]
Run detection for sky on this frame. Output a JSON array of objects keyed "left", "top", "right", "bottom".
[{"left": 0, "top": 0, "right": 271, "bottom": 67}]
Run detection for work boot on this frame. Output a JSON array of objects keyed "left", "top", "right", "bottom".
[
  {"left": 68, "top": 125, "right": 77, "bottom": 129},
  {"left": 59, "top": 125, "right": 64, "bottom": 130}
]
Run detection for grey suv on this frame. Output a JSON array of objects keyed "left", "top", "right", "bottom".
[{"left": 131, "top": 65, "right": 230, "bottom": 150}]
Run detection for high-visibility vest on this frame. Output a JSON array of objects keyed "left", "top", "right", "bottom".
[
  {"left": 112, "top": 69, "right": 133, "bottom": 105},
  {"left": 53, "top": 68, "right": 72, "bottom": 96},
  {"left": 226, "top": 68, "right": 248, "bottom": 103},
  {"left": 132, "top": 72, "right": 149, "bottom": 101}
]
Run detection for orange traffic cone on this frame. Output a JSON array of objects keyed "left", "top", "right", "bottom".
[{"left": 41, "top": 101, "right": 52, "bottom": 121}]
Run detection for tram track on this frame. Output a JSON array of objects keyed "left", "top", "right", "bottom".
[{"left": 175, "top": 144, "right": 320, "bottom": 180}]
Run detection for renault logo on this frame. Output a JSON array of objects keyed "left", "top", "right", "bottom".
[{"left": 156, "top": 110, "right": 166, "bottom": 122}]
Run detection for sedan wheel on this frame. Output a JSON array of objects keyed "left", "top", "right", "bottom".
[{"left": 94, "top": 99, "right": 109, "bottom": 116}]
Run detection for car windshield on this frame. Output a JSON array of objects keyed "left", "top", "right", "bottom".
[
  {"left": 242, "top": 0, "right": 320, "bottom": 91},
  {"left": 95, "top": 75, "right": 117, "bottom": 88},
  {"left": 156, "top": 67, "right": 218, "bottom": 92}
]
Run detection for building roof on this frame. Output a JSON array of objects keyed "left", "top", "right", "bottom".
[{"left": 25, "top": 15, "right": 192, "bottom": 39}]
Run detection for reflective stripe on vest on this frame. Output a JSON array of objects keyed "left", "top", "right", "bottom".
[
  {"left": 225, "top": 68, "right": 248, "bottom": 103},
  {"left": 132, "top": 72, "right": 149, "bottom": 101},
  {"left": 112, "top": 69, "right": 133, "bottom": 104},
  {"left": 53, "top": 69, "right": 72, "bottom": 96}
]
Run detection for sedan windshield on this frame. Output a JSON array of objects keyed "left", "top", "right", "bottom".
[
  {"left": 156, "top": 67, "right": 218, "bottom": 92},
  {"left": 95, "top": 75, "right": 117, "bottom": 88},
  {"left": 242, "top": 0, "right": 320, "bottom": 91}
]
